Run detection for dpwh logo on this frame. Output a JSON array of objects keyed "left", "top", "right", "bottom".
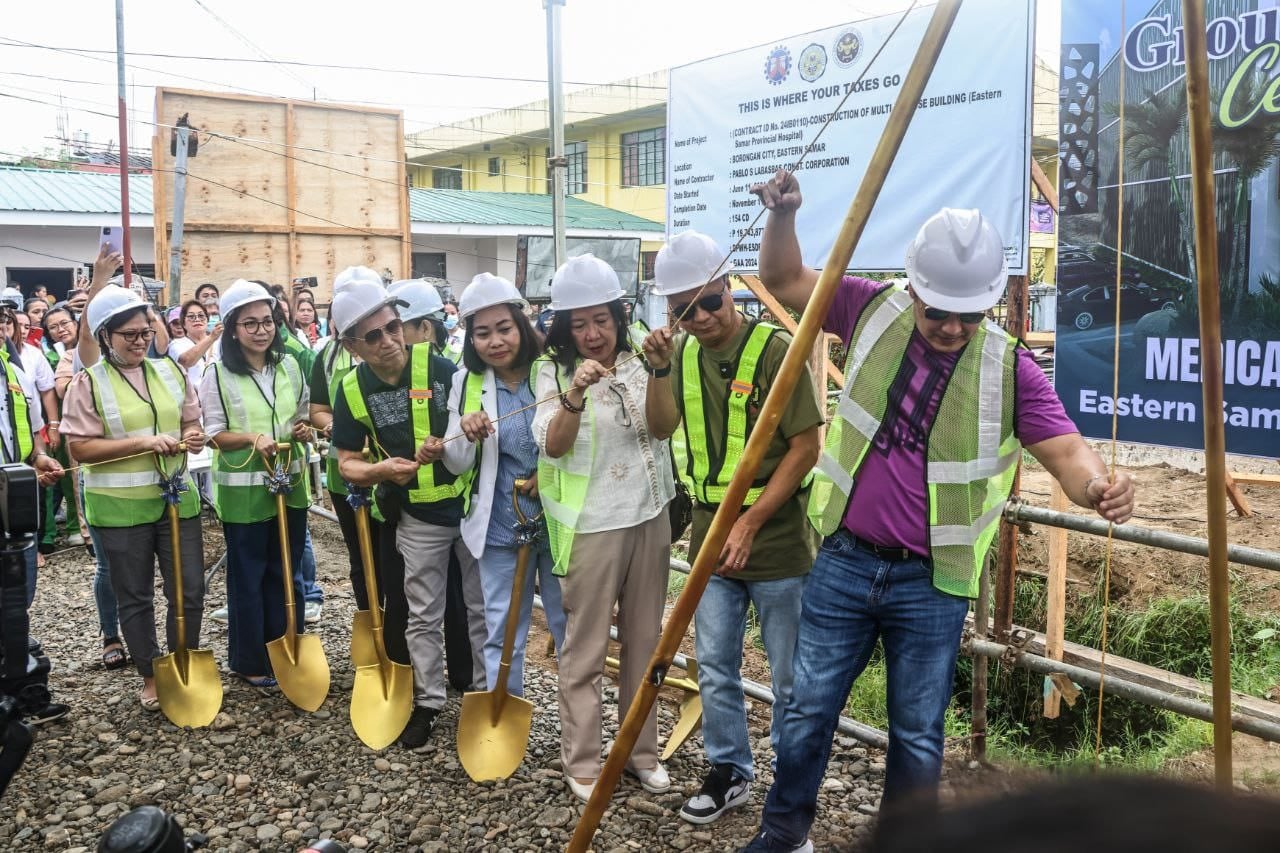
[
  {"left": 799, "top": 43, "right": 827, "bottom": 82},
  {"left": 834, "top": 28, "right": 863, "bottom": 67},
  {"left": 764, "top": 45, "right": 791, "bottom": 85}
]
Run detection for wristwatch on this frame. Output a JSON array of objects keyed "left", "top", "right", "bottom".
[{"left": 644, "top": 362, "right": 672, "bottom": 378}]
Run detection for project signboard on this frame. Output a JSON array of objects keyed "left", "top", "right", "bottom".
[
  {"left": 1056, "top": 1, "right": 1280, "bottom": 456},
  {"left": 666, "top": 0, "right": 1034, "bottom": 274}
]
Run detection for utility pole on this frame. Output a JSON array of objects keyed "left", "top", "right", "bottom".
[
  {"left": 544, "top": 0, "right": 567, "bottom": 273},
  {"left": 168, "top": 114, "right": 197, "bottom": 306},
  {"left": 114, "top": 0, "right": 134, "bottom": 287}
]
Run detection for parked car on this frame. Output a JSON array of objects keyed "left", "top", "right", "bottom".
[
  {"left": 1059, "top": 283, "right": 1180, "bottom": 330},
  {"left": 1058, "top": 258, "right": 1143, "bottom": 286}
]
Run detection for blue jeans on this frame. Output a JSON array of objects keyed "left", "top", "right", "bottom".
[
  {"left": 22, "top": 541, "right": 36, "bottom": 609},
  {"left": 478, "top": 543, "right": 565, "bottom": 697},
  {"left": 757, "top": 530, "right": 969, "bottom": 845},
  {"left": 695, "top": 573, "right": 805, "bottom": 781},
  {"left": 87, "top": 524, "right": 120, "bottom": 638},
  {"left": 300, "top": 527, "right": 323, "bottom": 604},
  {"left": 224, "top": 509, "right": 306, "bottom": 677}
]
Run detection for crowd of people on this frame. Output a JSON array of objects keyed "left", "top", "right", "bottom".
[{"left": 6, "top": 170, "right": 1140, "bottom": 851}]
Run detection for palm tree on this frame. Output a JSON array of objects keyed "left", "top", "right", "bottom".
[
  {"left": 1118, "top": 87, "right": 1195, "bottom": 278},
  {"left": 1212, "top": 74, "right": 1280, "bottom": 320}
]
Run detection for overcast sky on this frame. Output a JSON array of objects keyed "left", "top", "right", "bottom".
[{"left": 0, "top": 0, "right": 1058, "bottom": 158}]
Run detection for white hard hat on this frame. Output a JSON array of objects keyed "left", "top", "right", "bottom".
[
  {"left": 652, "top": 231, "right": 727, "bottom": 297},
  {"left": 904, "top": 208, "right": 1008, "bottom": 313},
  {"left": 86, "top": 284, "right": 147, "bottom": 337},
  {"left": 458, "top": 273, "right": 526, "bottom": 321},
  {"left": 549, "top": 254, "right": 624, "bottom": 312},
  {"left": 388, "top": 278, "right": 445, "bottom": 322},
  {"left": 0, "top": 288, "right": 24, "bottom": 309},
  {"left": 330, "top": 269, "right": 404, "bottom": 337},
  {"left": 218, "top": 279, "right": 275, "bottom": 321}
]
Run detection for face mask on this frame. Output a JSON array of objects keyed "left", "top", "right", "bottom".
[{"left": 444, "top": 316, "right": 458, "bottom": 331}]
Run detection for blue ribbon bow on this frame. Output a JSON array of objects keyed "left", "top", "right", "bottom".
[
  {"left": 157, "top": 471, "right": 189, "bottom": 506},
  {"left": 262, "top": 462, "right": 294, "bottom": 497}
]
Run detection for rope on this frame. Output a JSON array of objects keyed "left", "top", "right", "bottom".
[
  {"left": 432, "top": 0, "right": 921, "bottom": 448},
  {"left": 1095, "top": 0, "right": 1126, "bottom": 767}
]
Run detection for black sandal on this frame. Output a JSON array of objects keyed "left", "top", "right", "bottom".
[{"left": 102, "top": 638, "right": 127, "bottom": 670}]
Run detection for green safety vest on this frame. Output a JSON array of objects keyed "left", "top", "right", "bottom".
[
  {"left": 340, "top": 343, "right": 471, "bottom": 509},
  {"left": 83, "top": 359, "right": 199, "bottom": 527},
  {"left": 318, "top": 340, "right": 355, "bottom": 497},
  {"left": 280, "top": 326, "right": 316, "bottom": 379},
  {"left": 534, "top": 356, "right": 595, "bottom": 577},
  {"left": 809, "top": 286, "right": 1019, "bottom": 599},
  {"left": 678, "top": 321, "right": 779, "bottom": 507},
  {"left": 0, "top": 356, "right": 33, "bottom": 466},
  {"left": 210, "top": 358, "right": 310, "bottom": 524}
]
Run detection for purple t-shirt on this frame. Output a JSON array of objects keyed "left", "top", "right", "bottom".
[{"left": 827, "top": 277, "right": 1077, "bottom": 556}]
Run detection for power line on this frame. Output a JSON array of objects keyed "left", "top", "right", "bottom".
[
  {"left": 188, "top": 0, "right": 317, "bottom": 94},
  {"left": 0, "top": 37, "right": 670, "bottom": 90}
]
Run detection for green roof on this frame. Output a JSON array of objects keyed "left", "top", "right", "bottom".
[{"left": 0, "top": 165, "right": 663, "bottom": 232}]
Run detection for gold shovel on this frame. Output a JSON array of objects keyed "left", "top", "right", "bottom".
[
  {"left": 603, "top": 654, "right": 703, "bottom": 760},
  {"left": 153, "top": 454, "right": 223, "bottom": 727},
  {"left": 457, "top": 480, "right": 537, "bottom": 781},
  {"left": 349, "top": 490, "right": 413, "bottom": 750},
  {"left": 262, "top": 442, "right": 330, "bottom": 712}
]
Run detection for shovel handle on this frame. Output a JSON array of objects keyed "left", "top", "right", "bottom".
[
  {"left": 275, "top": 492, "right": 299, "bottom": 640},
  {"left": 167, "top": 501, "right": 188, "bottom": 655},
  {"left": 353, "top": 505, "right": 384, "bottom": 635}
]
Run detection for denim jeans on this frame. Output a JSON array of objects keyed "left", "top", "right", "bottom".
[
  {"left": 87, "top": 523, "right": 120, "bottom": 639},
  {"left": 300, "top": 527, "right": 323, "bottom": 604},
  {"left": 757, "top": 530, "right": 969, "bottom": 845},
  {"left": 478, "top": 543, "right": 565, "bottom": 697},
  {"left": 694, "top": 572, "right": 805, "bottom": 781}
]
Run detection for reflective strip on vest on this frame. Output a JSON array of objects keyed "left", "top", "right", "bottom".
[
  {"left": 807, "top": 286, "right": 1019, "bottom": 598},
  {"left": 2, "top": 358, "right": 32, "bottom": 464},
  {"left": 679, "top": 322, "right": 775, "bottom": 506},
  {"left": 321, "top": 341, "right": 355, "bottom": 496}
]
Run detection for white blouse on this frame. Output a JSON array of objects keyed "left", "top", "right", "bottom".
[{"left": 532, "top": 355, "right": 675, "bottom": 535}]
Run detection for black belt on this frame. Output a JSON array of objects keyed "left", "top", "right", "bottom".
[{"left": 852, "top": 535, "right": 915, "bottom": 562}]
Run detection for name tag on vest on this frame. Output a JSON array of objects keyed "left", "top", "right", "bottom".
[
  {"left": 409, "top": 388, "right": 432, "bottom": 402},
  {"left": 7, "top": 382, "right": 20, "bottom": 395},
  {"left": 729, "top": 379, "right": 752, "bottom": 396}
]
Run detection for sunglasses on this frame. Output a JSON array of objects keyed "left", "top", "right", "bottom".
[
  {"left": 346, "top": 317, "right": 403, "bottom": 346},
  {"left": 113, "top": 328, "right": 156, "bottom": 344},
  {"left": 921, "top": 305, "right": 986, "bottom": 325},
  {"left": 671, "top": 292, "right": 725, "bottom": 321}
]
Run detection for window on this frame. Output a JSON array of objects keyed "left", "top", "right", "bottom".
[
  {"left": 433, "top": 166, "right": 463, "bottom": 190},
  {"left": 641, "top": 251, "right": 657, "bottom": 281},
  {"left": 488, "top": 157, "right": 501, "bottom": 177},
  {"left": 412, "top": 253, "right": 446, "bottom": 280},
  {"left": 621, "top": 127, "right": 665, "bottom": 187},
  {"left": 544, "top": 142, "right": 588, "bottom": 195}
]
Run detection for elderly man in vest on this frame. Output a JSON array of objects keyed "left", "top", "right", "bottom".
[
  {"left": 642, "top": 231, "right": 821, "bottom": 826},
  {"left": 737, "top": 171, "right": 1135, "bottom": 853}
]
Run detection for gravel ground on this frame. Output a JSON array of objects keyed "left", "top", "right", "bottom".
[{"left": 0, "top": 512, "right": 1000, "bottom": 851}]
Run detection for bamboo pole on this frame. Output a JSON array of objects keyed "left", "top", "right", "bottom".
[
  {"left": 1179, "top": 0, "right": 1233, "bottom": 790},
  {"left": 566, "top": 2, "right": 965, "bottom": 848},
  {"left": 1043, "top": 482, "right": 1069, "bottom": 718}
]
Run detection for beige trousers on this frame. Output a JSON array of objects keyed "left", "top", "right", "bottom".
[{"left": 557, "top": 510, "right": 671, "bottom": 779}]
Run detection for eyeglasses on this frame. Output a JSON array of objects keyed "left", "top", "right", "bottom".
[
  {"left": 185, "top": 313, "right": 207, "bottom": 323},
  {"left": 606, "top": 383, "right": 633, "bottom": 429},
  {"left": 921, "top": 305, "right": 986, "bottom": 325},
  {"left": 670, "top": 291, "right": 725, "bottom": 321},
  {"left": 113, "top": 328, "right": 156, "bottom": 344},
  {"left": 236, "top": 317, "right": 277, "bottom": 334},
  {"left": 346, "top": 318, "right": 403, "bottom": 346},
  {"left": 47, "top": 320, "right": 75, "bottom": 332}
]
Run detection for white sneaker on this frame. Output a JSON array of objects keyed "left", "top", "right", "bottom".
[
  {"left": 566, "top": 776, "right": 596, "bottom": 803},
  {"left": 304, "top": 601, "right": 323, "bottom": 624},
  {"left": 627, "top": 763, "right": 671, "bottom": 794},
  {"left": 66, "top": 533, "right": 84, "bottom": 546},
  {"left": 210, "top": 606, "right": 229, "bottom": 623}
]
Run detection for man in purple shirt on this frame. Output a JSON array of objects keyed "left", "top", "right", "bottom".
[{"left": 738, "top": 170, "right": 1135, "bottom": 853}]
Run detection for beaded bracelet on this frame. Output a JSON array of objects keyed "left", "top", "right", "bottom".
[{"left": 559, "top": 392, "right": 586, "bottom": 414}]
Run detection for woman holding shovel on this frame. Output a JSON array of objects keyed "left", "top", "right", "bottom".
[
  {"left": 532, "top": 255, "right": 677, "bottom": 802},
  {"left": 442, "top": 273, "right": 567, "bottom": 699},
  {"left": 200, "top": 280, "right": 313, "bottom": 690},
  {"left": 62, "top": 284, "right": 206, "bottom": 711}
]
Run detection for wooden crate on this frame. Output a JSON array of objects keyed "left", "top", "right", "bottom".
[{"left": 152, "top": 88, "right": 409, "bottom": 303}]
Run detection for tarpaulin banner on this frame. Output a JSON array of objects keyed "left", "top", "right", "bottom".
[
  {"left": 666, "top": 0, "right": 1034, "bottom": 274},
  {"left": 1056, "top": 0, "right": 1280, "bottom": 457}
]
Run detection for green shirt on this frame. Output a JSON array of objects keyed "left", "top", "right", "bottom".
[{"left": 672, "top": 318, "right": 823, "bottom": 582}]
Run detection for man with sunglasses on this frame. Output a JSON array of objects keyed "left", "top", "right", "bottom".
[
  {"left": 737, "top": 170, "right": 1135, "bottom": 853},
  {"left": 642, "top": 231, "right": 822, "bottom": 828},
  {"left": 329, "top": 267, "right": 485, "bottom": 751}
]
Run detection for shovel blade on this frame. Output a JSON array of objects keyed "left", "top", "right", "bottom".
[
  {"left": 457, "top": 690, "right": 534, "bottom": 782},
  {"left": 350, "top": 661, "right": 415, "bottom": 750},
  {"left": 661, "top": 693, "right": 703, "bottom": 761},
  {"left": 153, "top": 648, "right": 223, "bottom": 728},
  {"left": 350, "top": 610, "right": 377, "bottom": 670},
  {"left": 267, "top": 633, "right": 331, "bottom": 712}
]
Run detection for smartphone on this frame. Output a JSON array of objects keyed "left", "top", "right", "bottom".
[{"left": 99, "top": 226, "right": 124, "bottom": 256}]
